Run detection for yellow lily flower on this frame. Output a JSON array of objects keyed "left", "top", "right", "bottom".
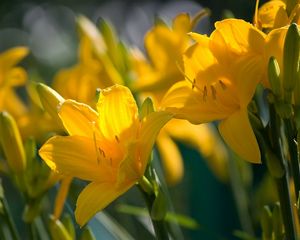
[
  {"left": 0, "top": 47, "right": 29, "bottom": 117},
  {"left": 53, "top": 36, "right": 115, "bottom": 107},
  {"left": 39, "top": 85, "right": 172, "bottom": 226},
  {"left": 131, "top": 13, "right": 191, "bottom": 100},
  {"left": 53, "top": 16, "right": 123, "bottom": 107},
  {"left": 132, "top": 12, "right": 228, "bottom": 184},
  {"left": 256, "top": 0, "right": 300, "bottom": 30},
  {"left": 161, "top": 19, "right": 266, "bottom": 164}
]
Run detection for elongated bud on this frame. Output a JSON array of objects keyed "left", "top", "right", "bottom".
[
  {"left": 61, "top": 214, "right": 75, "bottom": 240},
  {"left": 261, "top": 206, "right": 272, "bottom": 240},
  {"left": 283, "top": 23, "right": 300, "bottom": 102},
  {"left": 268, "top": 57, "right": 282, "bottom": 98},
  {"left": 0, "top": 112, "right": 26, "bottom": 173},
  {"left": 24, "top": 137, "right": 36, "bottom": 168},
  {"left": 80, "top": 227, "right": 96, "bottom": 240},
  {"left": 36, "top": 83, "right": 64, "bottom": 127},
  {"left": 49, "top": 216, "right": 72, "bottom": 240},
  {"left": 151, "top": 188, "right": 167, "bottom": 221},
  {"left": 140, "top": 97, "right": 154, "bottom": 120},
  {"left": 272, "top": 202, "right": 284, "bottom": 240},
  {"left": 98, "top": 19, "right": 121, "bottom": 69}
]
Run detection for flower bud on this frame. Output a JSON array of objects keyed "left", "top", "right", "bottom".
[
  {"left": 283, "top": 24, "right": 300, "bottom": 102},
  {"left": 151, "top": 188, "right": 167, "bottom": 221},
  {"left": 268, "top": 57, "right": 281, "bottom": 98},
  {"left": 36, "top": 83, "right": 64, "bottom": 128},
  {"left": 49, "top": 215, "right": 72, "bottom": 240},
  {"left": 80, "top": 227, "right": 96, "bottom": 240},
  {"left": 61, "top": 214, "right": 75, "bottom": 240},
  {"left": 0, "top": 111, "right": 26, "bottom": 173}
]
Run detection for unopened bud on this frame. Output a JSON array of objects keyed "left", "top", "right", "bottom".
[
  {"left": 151, "top": 188, "right": 167, "bottom": 221},
  {"left": 49, "top": 215, "right": 72, "bottom": 240},
  {"left": 36, "top": 83, "right": 64, "bottom": 128},
  {"left": 283, "top": 24, "right": 300, "bottom": 102},
  {"left": 80, "top": 227, "right": 96, "bottom": 240},
  {"left": 61, "top": 214, "right": 75, "bottom": 240},
  {"left": 268, "top": 57, "right": 281, "bottom": 98},
  {"left": 0, "top": 112, "right": 26, "bottom": 173}
]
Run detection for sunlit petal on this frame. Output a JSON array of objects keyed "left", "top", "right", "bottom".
[
  {"left": 39, "top": 136, "right": 115, "bottom": 182},
  {"left": 59, "top": 100, "right": 102, "bottom": 139},
  {"left": 258, "top": 1, "right": 288, "bottom": 29},
  {"left": 137, "top": 111, "right": 173, "bottom": 174},
  {"left": 75, "top": 181, "right": 132, "bottom": 226},
  {"left": 0, "top": 47, "right": 29, "bottom": 71},
  {"left": 97, "top": 85, "right": 138, "bottom": 141},
  {"left": 218, "top": 109, "right": 261, "bottom": 163}
]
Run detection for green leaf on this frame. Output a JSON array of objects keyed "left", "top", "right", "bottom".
[
  {"left": 116, "top": 204, "right": 200, "bottom": 230},
  {"left": 233, "top": 230, "right": 258, "bottom": 240}
]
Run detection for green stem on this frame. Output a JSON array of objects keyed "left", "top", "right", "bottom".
[
  {"left": 28, "top": 221, "right": 37, "bottom": 240},
  {"left": 137, "top": 184, "right": 169, "bottom": 240},
  {"left": 228, "top": 155, "right": 254, "bottom": 235},
  {"left": 284, "top": 119, "right": 300, "bottom": 199},
  {"left": 269, "top": 104, "right": 297, "bottom": 240},
  {"left": 1, "top": 197, "right": 20, "bottom": 240}
]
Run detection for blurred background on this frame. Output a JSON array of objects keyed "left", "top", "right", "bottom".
[{"left": 0, "top": 0, "right": 270, "bottom": 239}]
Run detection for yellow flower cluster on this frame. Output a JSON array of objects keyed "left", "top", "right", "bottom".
[{"left": 0, "top": 0, "right": 299, "bottom": 231}]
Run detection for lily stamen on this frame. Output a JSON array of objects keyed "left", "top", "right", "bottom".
[
  {"left": 203, "top": 86, "right": 208, "bottom": 101},
  {"left": 219, "top": 80, "right": 227, "bottom": 90},
  {"left": 211, "top": 85, "right": 217, "bottom": 100}
]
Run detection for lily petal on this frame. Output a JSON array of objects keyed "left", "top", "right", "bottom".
[
  {"left": 75, "top": 181, "right": 132, "bottom": 226},
  {"left": 97, "top": 85, "right": 138, "bottom": 141},
  {"left": 5, "top": 67, "right": 27, "bottom": 86},
  {"left": 0, "top": 47, "right": 29, "bottom": 71},
  {"left": 156, "top": 131, "right": 184, "bottom": 185},
  {"left": 145, "top": 24, "right": 185, "bottom": 71},
  {"left": 218, "top": 109, "right": 261, "bottom": 163},
  {"left": 58, "top": 100, "right": 102, "bottom": 139},
  {"left": 234, "top": 55, "right": 264, "bottom": 105},
  {"left": 210, "top": 19, "right": 265, "bottom": 64},
  {"left": 54, "top": 176, "right": 73, "bottom": 219},
  {"left": 138, "top": 111, "right": 173, "bottom": 174},
  {"left": 258, "top": 1, "right": 288, "bottom": 29},
  {"left": 39, "top": 135, "right": 115, "bottom": 182}
]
